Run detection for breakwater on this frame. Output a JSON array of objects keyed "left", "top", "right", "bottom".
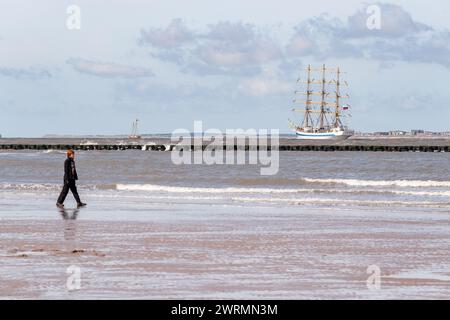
[{"left": 1, "top": 137, "right": 450, "bottom": 152}]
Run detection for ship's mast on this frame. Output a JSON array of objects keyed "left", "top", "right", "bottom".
[
  {"left": 130, "top": 119, "right": 140, "bottom": 138},
  {"left": 319, "top": 64, "right": 327, "bottom": 129},
  {"left": 303, "top": 65, "right": 312, "bottom": 128},
  {"left": 335, "top": 68, "right": 341, "bottom": 127},
  {"left": 135, "top": 119, "right": 139, "bottom": 136},
  {"left": 334, "top": 68, "right": 344, "bottom": 128}
]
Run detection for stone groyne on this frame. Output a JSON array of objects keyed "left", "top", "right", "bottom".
[{"left": 1, "top": 137, "right": 450, "bottom": 152}]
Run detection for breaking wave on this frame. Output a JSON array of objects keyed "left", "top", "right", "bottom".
[
  {"left": 116, "top": 184, "right": 450, "bottom": 197},
  {"left": 302, "top": 178, "right": 450, "bottom": 188},
  {"left": 0, "top": 183, "right": 116, "bottom": 191},
  {"left": 1, "top": 182, "right": 450, "bottom": 197}
]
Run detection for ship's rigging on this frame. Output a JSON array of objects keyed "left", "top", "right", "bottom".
[{"left": 289, "top": 64, "right": 352, "bottom": 137}]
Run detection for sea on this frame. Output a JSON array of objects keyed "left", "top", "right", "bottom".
[
  {"left": 0, "top": 149, "right": 449, "bottom": 299},
  {"left": 1, "top": 149, "right": 450, "bottom": 211}
]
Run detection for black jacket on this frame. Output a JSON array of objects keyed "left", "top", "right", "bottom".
[{"left": 64, "top": 157, "right": 78, "bottom": 183}]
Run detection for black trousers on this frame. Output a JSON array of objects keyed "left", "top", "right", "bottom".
[{"left": 57, "top": 180, "right": 81, "bottom": 205}]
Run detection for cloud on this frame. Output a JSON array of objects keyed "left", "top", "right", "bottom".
[
  {"left": 139, "top": 20, "right": 282, "bottom": 76},
  {"left": 0, "top": 67, "right": 51, "bottom": 79},
  {"left": 345, "top": 3, "right": 432, "bottom": 38},
  {"left": 397, "top": 93, "right": 435, "bottom": 111},
  {"left": 286, "top": 3, "right": 450, "bottom": 68},
  {"left": 139, "top": 19, "right": 194, "bottom": 49},
  {"left": 199, "top": 21, "right": 281, "bottom": 66},
  {"left": 67, "top": 58, "right": 154, "bottom": 78},
  {"left": 132, "top": 3, "right": 450, "bottom": 104},
  {"left": 116, "top": 73, "right": 291, "bottom": 116},
  {"left": 238, "top": 70, "right": 291, "bottom": 96},
  {"left": 140, "top": 4, "right": 450, "bottom": 76},
  {"left": 115, "top": 81, "right": 220, "bottom": 105},
  {"left": 286, "top": 14, "right": 362, "bottom": 59}
]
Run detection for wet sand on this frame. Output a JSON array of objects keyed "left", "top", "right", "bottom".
[{"left": 1, "top": 192, "right": 449, "bottom": 299}]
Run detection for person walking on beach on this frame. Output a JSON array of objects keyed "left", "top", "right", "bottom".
[{"left": 56, "top": 149, "right": 86, "bottom": 209}]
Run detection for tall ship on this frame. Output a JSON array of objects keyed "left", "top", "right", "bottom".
[{"left": 289, "top": 64, "right": 354, "bottom": 140}]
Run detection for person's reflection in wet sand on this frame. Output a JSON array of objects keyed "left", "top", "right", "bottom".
[
  {"left": 59, "top": 208, "right": 79, "bottom": 241},
  {"left": 59, "top": 208, "right": 79, "bottom": 220}
]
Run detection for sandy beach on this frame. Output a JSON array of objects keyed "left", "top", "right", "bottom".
[{"left": 1, "top": 192, "right": 449, "bottom": 299}]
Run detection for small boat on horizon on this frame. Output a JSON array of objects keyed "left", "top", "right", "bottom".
[
  {"left": 289, "top": 64, "right": 354, "bottom": 140},
  {"left": 129, "top": 119, "right": 142, "bottom": 139}
]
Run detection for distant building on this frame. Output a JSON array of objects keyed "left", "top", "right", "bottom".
[
  {"left": 411, "top": 130, "right": 424, "bottom": 135},
  {"left": 370, "top": 131, "right": 450, "bottom": 137},
  {"left": 389, "top": 130, "right": 408, "bottom": 136}
]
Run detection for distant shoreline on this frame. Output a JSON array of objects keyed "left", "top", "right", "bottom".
[{"left": 1, "top": 131, "right": 450, "bottom": 140}]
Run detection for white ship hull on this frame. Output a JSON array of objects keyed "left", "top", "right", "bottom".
[{"left": 295, "top": 129, "right": 353, "bottom": 140}]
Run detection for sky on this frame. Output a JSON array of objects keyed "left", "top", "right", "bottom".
[{"left": 1, "top": 0, "right": 450, "bottom": 137}]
